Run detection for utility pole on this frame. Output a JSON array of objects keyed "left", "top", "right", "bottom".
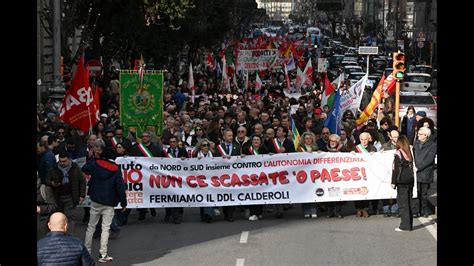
[{"left": 52, "top": 0, "right": 61, "bottom": 87}]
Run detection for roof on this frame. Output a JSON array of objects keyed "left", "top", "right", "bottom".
[
  {"left": 405, "top": 73, "right": 431, "bottom": 77},
  {"left": 400, "top": 91, "right": 434, "bottom": 97}
]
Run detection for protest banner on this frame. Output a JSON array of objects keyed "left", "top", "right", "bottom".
[{"left": 79, "top": 151, "right": 417, "bottom": 208}]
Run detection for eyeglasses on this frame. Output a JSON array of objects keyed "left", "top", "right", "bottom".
[
  {"left": 329, "top": 140, "right": 337, "bottom": 143},
  {"left": 142, "top": 135, "right": 151, "bottom": 138},
  {"left": 238, "top": 131, "right": 245, "bottom": 133},
  {"left": 322, "top": 132, "right": 330, "bottom": 135},
  {"left": 57, "top": 132, "right": 65, "bottom": 135},
  {"left": 201, "top": 143, "right": 209, "bottom": 147},
  {"left": 196, "top": 128, "right": 202, "bottom": 131}
]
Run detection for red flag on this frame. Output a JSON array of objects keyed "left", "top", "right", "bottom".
[
  {"left": 59, "top": 56, "right": 99, "bottom": 133},
  {"left": 207, "top": 53, "right": 215, "bottom": 70},
  {"left": 303, "top": 59, "right": 313, "bottom": 86}
]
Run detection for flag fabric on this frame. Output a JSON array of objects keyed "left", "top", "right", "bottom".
[
  {"left": 59, "top": 56, "right": 99, "bottom": 133},
  {"left": 188, "top": 63, "right": 195, "bottom": 103},
  {"left": 285, "top": 51, "right": 296, "bottom": 71},
  {"left": 383, "top": 73, "right": 397, "bottom": 95},
  {"left": 324, "top": 89, "right": 341, "bottom": 135},
  {"left": 321, "top": 72, "right": 336, "bottom": 109},
  {"left": 356, "top": 74, "right": 386, "bottom": 126},
  {"left": 295, "top": 67, "right": 305, "bottom": 93},
  {"left": 221, "top": 55, "right": 230, "bottom": 90},
  {"left": 284, "top": 64, "right": 291, "bottom": 92},
  {"left": 255, "top": 72, "right": 262, "bottom": 92},
  {"left": 207, "top": 53, "right": 215, "bottom": 70},
  {"left": 290, "top": 115, "right": 300, "bottom": 150},
  {"left": 188, "top": 63, "right": 194, "bottom": 90},
  {"left": 233, "top": 74, "right": 239, "bottom": 89},
  {"left": 303, "top": 59, "right": 313, "bottom": 87},
  {"left": 244, "top": 71, "right": 249, "bottom": 91},
  {"left": 216, "top": 60, "right": 222, "bottom": 77},
  {"left": 339, "top": 74, "right": 368, "bottom": 124}
]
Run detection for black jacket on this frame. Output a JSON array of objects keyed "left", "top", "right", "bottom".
[
  {"left": 37, "top": 231, "right": 95, "bottom": 265},
  {"left": 163, "top": 146, "right": 189, "bottom": 158},
  {"left": 267, "top": 138, "right": 296, "bottom": 153},
  {"left": 391, "top": 151, "right": 415, "bottom": 186},
  {"left": 130, "top": 142, "right": 163, "bottom": 157},
  {"left": 215, "top": 142, "right": 241, "bottom": 156},
  {"left": 413, "top": 138, "right": 437, "bottom": 183}
]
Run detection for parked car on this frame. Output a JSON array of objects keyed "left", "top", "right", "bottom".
[
  {"left": 401, "top": 73, "right": 432, "bottom": 92},
  {"left": 347, "top": 72, "right": 367, "bottom": 87},
  {"left": 412, "top": 65, "right": 433, "bottom": 75},
  {"left": 398, "top": 91, "right": 437, "bottom": 125},
  {"left": 343, "top": 65, "right": 363, "bottom": 79}
]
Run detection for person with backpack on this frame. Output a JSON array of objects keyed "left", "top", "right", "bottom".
[{"left": 391, "top": 135, "right": 415, "bottom": 232}]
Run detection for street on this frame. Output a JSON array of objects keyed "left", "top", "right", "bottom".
[{"left": 75, "top": 202, "right": 436, "bottom": 265}]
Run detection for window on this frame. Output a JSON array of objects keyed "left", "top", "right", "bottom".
[{"left": 400, "top": 95, "right": 435, "bottom": 105}]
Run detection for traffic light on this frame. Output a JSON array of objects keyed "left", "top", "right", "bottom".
[
  {"left": 392, "top": 52, "right": 405, "bottom": 80},
  {"left": 60, "top": 56, "right": 64, "bottom": 80}
]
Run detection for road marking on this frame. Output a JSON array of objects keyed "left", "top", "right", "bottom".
[
  {"left": 236, "top": 258, "right": 245, "bottom": 266},
  {"left": 418, "top": 217, "right": 437, "bottom": 240},
  {"left": 240, "top": 231, "right": 249, "bottom": 243}
]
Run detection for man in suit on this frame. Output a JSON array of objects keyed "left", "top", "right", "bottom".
[
  {"left": 215, "top": 129, "right": 241, "bottom": 222},
  {"left": 128, "top": 131, "right": 163, "bottom": 221},
  {"left": 162, "top": 136, "right": 189, "bottom": 224}
]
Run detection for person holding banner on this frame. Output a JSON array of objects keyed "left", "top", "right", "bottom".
[
  {"left": 242, "top": 135, "right": 269, "bottom": 221},
  {"left": 297, "top": 132, "right": 319, "bottom": 219},
  {"left": 391, "top": 135, "right": 415, "bottom": 232},
  {"left": 412, "top": 127, "right": 437, "bottom": 219},
  {"left": 193, "top": 139, "right": 218, "bottom": 223},
  {"left": 129, "top": 131, "right": 163, "bottom": 221},
  {"left": 162, "top": 136, "right": 189, "bottom": 224},
  {"left": 352, "top": 132, "right": 377, "bottom": 218},
  {"left": 326, "top": 134, "right": 345, "bottom": 219},
  {"left": 215, "top": 129, "right": 241, "bottom": 222},
  {"left": 268, "top": 126, "right": 295, "bottom": 218}
]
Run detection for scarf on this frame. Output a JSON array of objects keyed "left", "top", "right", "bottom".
[
  {"left": 58, "top": 162, "right": 72, "bottom": 184},
  {"left": 198, "top": 150, "right": 213, "bottom": 158}
]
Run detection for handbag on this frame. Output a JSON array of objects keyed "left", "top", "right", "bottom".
[{"left": 396, "top": 152, "right": 414, "bottom": 184}]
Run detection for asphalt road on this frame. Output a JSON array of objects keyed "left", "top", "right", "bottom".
[{"left": 74, "top": 201, "right": 436, "bottom": 265}]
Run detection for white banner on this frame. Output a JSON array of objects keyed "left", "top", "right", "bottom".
[
  {"left": 237, "top": 49, "right": 283, "bottom": 71},
  {"left": 340, "top": 74, "right": 367, "bottom": 116},
  {"left": 80, "top": 151, "right": 415, "bottom": 208}
]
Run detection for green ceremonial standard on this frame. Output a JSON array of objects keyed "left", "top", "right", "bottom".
[{"left": 120, "top": 70, "right": 163, "bottom": 138}]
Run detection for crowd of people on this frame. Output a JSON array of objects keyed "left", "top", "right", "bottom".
[{"left": 37, "top": 34, "right": 437, "bottom": 263}]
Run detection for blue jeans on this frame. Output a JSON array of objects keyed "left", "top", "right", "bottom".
[{"left": 382, "top": 199, "right": 399, "bottom": 214}]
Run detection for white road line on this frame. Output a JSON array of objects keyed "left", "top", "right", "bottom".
[
  {"left": 236, "top": 258, "right": 245, "bottom": 266},
  {"left": 418, "top": 217, "right": 437, "bottom": 240},
  {"left": 240, "top": 231, "right": 249, "bottom": 243}
]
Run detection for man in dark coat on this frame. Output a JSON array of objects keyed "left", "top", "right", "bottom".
[
  {"left": 48, "top": 151, "right": 86, "bottom": 236},
  {"left": 162, "top": 135, "right": 189, "bottom": 224},
  {"left": 412, "top": 127, "right": 437, "bottom": 218},
  {"left": 37, "top": 212, "right": 95, "bottom": 265},
  {"left": 129, "top": 131, "right": 163, "bottom": 221},
  {"left": 82, "top": 139, "right": 127, "bottom": 263},
  {"left": 215, "top": 129, "right": 241, "bottom": 222}
]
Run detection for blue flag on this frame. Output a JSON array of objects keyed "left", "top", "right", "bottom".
[{"left": 324, "top": 89, "right": 341, "bottom": 135}]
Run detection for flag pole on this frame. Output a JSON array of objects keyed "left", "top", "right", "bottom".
[{"left": 87, "top": 105, "right": 93, "bottom": 136}]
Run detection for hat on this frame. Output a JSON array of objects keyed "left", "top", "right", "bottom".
[
  {"left": 100, "top": 113, "right": 108, "bottom": 118},
  {"left": 416, "top": 111, "right": 427, "bottom": 118},
  {"left": 313, "top": 108, "right": 322, "bottom": 115}
]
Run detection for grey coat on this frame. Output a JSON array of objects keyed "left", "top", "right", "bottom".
[{"left": 413, "top": 138, "right": 437, "bottom": 183}]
